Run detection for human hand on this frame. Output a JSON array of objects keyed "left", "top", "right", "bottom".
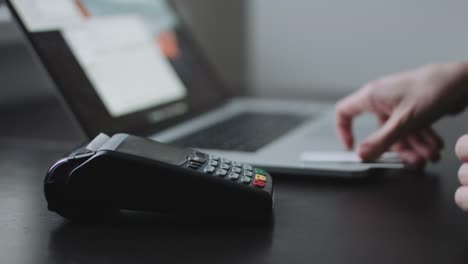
[
  {"left": 455, "top": 135, "right": 468, "bottom": 210},
  {"left": 336, "top": 63, "right": 468, "bottom": 165}
]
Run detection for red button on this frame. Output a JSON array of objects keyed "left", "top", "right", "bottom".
[{"left": 253, "top": 179, "right": 266, "bottom": 188}]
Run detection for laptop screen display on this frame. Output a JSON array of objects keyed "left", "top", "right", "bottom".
[{"left": 10, "top": 0, "right": 187, "bottom": 117}]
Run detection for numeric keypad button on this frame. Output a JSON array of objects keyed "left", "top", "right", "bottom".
[
  {"left": 208, "top": 160, "right": 219, "bottom": 167},
  {"left": 243, "top": 164, "right": 253, "bottom": 171},
  {"left": 240, "top": 176, "right": 252, "bottom": 184},
  {"left": 204, "top": 166, "right": 216, "bottom": 174},
  {"left": 228, "top": 172, "right": 240, "bottom": 181},
  {"left": 215, "top": 169, "right": 228, "bottom": 177},
  {"left": 210, "top": 155, "right": 220, "bottom": 161},
  {"left": 188, "top": 155, "right": 206, "bottom": 164},
  {"left": 220, "top": 163, "right": 230, "bottom": 170}
]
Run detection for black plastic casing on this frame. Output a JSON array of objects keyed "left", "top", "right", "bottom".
[{"left": 44, "top": 134, "right": 274, "bottom": 220}]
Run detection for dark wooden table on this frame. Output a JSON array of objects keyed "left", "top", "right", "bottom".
[{"left": 1, "top": 99, "right": 468, "bottom": 264}]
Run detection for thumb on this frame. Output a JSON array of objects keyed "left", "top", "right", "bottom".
[{"left": 358, "top": 108, "right": 411, "bottom": 161}]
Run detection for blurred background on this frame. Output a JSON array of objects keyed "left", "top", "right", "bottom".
[{"left": 1, "top": 0, "right": 468, "bottom": 136}]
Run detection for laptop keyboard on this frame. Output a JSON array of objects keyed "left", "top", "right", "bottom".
[{"left": 170, "top": 112, "right": 308, "bottom": 152}]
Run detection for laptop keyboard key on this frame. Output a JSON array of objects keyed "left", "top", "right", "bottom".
[{"left": 171, "top": 112, "right": 307, "bottom": 152}]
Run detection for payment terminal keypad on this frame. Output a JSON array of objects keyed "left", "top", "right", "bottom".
[{"left": 185, "top": 152, "right": 269, "bottom": 189}]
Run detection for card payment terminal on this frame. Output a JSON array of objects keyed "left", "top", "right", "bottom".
[{"left": 44, "top": 133, "right": 274, "bottom": 220}]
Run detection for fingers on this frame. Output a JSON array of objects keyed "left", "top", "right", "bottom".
[
  {"left": 421, "top": 129, "right": 444, "bottom": 161},
  {"left": 458, "top": 163, "right": 468, "bottom": 185},
  {"left": 373, "top": 127, "right": 444, "bottom": 165},
  {"left": 391, "top": 139, "right": 426, "bottom": 166},
  {"left": 425, "top": 128, "right": 444, "bottom": 150},
  {"left": 407, "top": 129, "right": 443, "bottom": 162},
  {"left": 455, "top": 134, "right": 468, "bottom": 211},
  {"left": 407, "top": 135, "right": 433, "bottom": 161},
  {"left": 455, "top": 134, "right": 468, "bottom": 162},
  {"left": 335, "top": 88, "right": 372, "bottom": 150},
  {"left": 358, "top": 108, "right": 410, "bottom": 161},
  {"left": 455, "top": 186, "right": 468, "bottom": 211}
]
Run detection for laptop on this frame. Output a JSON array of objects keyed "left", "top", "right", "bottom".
[{"left": 6, "top": 0, "right": 403, "bottom": 177}]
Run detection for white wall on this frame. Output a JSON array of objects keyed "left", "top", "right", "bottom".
[
  {"left": 247, "top": 0, "right": 468, "bottom": 99},
  {"left": 174, "top": 0, "right": 247, "bottom": 95}
]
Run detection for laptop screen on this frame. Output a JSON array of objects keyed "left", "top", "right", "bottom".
[
  {"left": 11, "top": 0, "right": 187, "bottom": 117},
  {"left": 7, "top": 0, "right": 228, "bottom": 137}
]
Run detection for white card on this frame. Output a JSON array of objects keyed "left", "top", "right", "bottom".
[{"left": 300, "top": 151, "right": 402, "bottom": 164}]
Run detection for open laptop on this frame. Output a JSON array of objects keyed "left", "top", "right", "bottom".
[{"left": 6, "top": 0, "right": 403, "bottom": 177}]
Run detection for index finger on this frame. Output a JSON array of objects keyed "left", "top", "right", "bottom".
[{"left": 335, "top": 88, "right": 372, "bottom": 149}]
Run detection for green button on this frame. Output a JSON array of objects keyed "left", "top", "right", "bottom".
[{"left": 254, "top": 168, "right": 268, "bottom": 175}]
